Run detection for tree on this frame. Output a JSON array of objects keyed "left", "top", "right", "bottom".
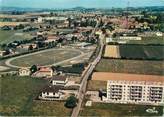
[
  {"left": 28, "top": 45, "right": 33, "bottom": 51},
  {"left": 30, "top": 65, "right": 37, "bottom": 74},
  {"left": 65, "top": 96, "right": 78, "bottom": 108}
]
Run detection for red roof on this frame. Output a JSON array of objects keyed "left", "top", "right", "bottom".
[{"left": 39, "top": 67, "right": 52, "bottom": 72}]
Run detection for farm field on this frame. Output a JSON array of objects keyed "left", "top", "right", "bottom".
[
  {"left": 104, "top": 45, "right": 120, "bottom": 58},
  {"left": 104, "top": 45, "right": 164, "bottom": 60},
  {"left": 8, "top": 48, "right": 82, "bottom": 68},
  {"left": 95, "top": 58, "right": 164, "bottom": 75},
  {"left": 0, "top": 76, "right": 71, "bottom": 116},
  {"left": 80, "top": 103, "right": 163, "bottom": 116},
  {"left": 0, "top": 30, "right": 32, "bottom": 44},
  {"left": 119, "top": 45, "right": 164, "bottom": 60}
]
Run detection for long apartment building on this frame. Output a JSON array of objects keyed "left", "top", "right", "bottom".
[{"left": 92, "top": 72, "right": 164, "bottom": 105}]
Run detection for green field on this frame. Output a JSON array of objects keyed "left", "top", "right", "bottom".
[
  {"left": 80, "top": 103, "right": 163, "bottom": 116},
  {"left": 0, "top": 30, "right": 32, "bottom": 44},
  {"left": 95, "top": 58, "right": 164, "bottom": 75},
  {"left": 9, "top": 49, "right": 82, "bottom": 67},
  {"left": 119, "top": 45, "right": 164, "bottom": 60},
  {"left": 0, "top": 76, "right": 71, "bottom": 116}
]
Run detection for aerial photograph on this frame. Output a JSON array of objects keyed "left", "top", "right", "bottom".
[{"left": 0, "top": 0, "right": 164, "bottom": 116}]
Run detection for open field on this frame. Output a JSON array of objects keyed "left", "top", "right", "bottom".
[
  {"left": 0, "top": 76, "right": 71, "bottom": 116},
  {"left": 95, "top": 59, "right": 164, "bottom": 75},
  {"left": 104, "top": 45, "right": 120, "bottom": 58},
  {"left": 31, "top": 101, "right": 71, "bottom": 116},
  {"left": 8, "top": 48, "right": 82, "bottom": 68},
  {"left": 92, "top": 72, "right": 164, "bottom": 82},
  {"left": 0, "top": 30, "right": 32, "bottom": 44},
  {"left": 104, "top": 45, "right": 164, "bottom": 60},
  {"left": 80, "top": 102, "right": 163, "bottom": 116},
  {"left": 87, "top": 80, "right": 107, "bottom": 91},
  {"left": 119, "top": 45, "right": 164, "bottom": 60}
]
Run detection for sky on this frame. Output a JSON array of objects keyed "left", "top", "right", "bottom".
[{"left": 0, "top": 0, "right": 164, "bottom": 9}]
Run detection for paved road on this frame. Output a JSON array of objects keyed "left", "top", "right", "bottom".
[{"left": 71, "top": 20, "right": 104, "bottom": 117}]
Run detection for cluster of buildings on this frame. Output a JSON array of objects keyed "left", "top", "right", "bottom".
[{"left": 19, "top": 66, "right": 77, "bottom": 100}]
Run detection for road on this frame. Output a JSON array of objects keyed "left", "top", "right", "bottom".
[{"left": 71, "top": 20, "right": 104, "bottom": 117}]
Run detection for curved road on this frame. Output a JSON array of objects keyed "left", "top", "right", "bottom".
[{"left": 5, "top": 47, "right": 84, "bottom": 68}]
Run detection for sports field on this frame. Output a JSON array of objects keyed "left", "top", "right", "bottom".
[{"left": 7, "top": 48, "right": 83, "bottom": 68}]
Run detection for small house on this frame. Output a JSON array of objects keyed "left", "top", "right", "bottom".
[
  {"left": 34, "top": 67, "right": 53, "bottom": 78},
  {"left": 19, "top": 68, "right": 31, "bottom": 76},
  {"left": 39, "top": 85, "right": 64, "bottom": 100}
]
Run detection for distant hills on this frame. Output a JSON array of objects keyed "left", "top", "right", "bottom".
[{"left": 0, "top": 6, "right": 164, "bottom": 12}]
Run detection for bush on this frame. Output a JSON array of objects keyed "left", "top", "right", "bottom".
[{"left": 64, "top": 96, "right": 78, "bottom": 108}]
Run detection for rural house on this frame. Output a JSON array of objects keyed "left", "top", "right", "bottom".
[
  {"left": 34, "top": 66, "right": 53, "bottom": 78},
  {"left": 39, "top": 85, "right": 64, "bottom": 100},
  {"left": 19, "top": 68, "right": 31, "bottom": 76}
]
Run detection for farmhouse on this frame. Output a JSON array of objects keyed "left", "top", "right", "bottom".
[
  {"left": 19, "top": 68, "right": 31, "bottom": 76},
  {"left": 34, "top": 67, "right": 53, "bottom": 78},
  {"left": 17, "top": 44, "right": 37, "bottom": 49},
  {"left": 39, "top": 85, "right": 64, "bottom": 100},
  {"left": 92, "top": 72, "right": 164, "bottom": 106},
  {"left": 156, "top": 32, "right": 163, "bottom": 37},
  {"left": 45, "top": 35, "right": 59, "bottom": 42},
  {"left": 50, "top": 75, "right": 68, "bottom": 86},
  {"left": 0, "top": 50, "right": 6, "bottom": 56}
]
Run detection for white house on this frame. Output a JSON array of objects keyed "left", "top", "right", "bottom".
[
  {"left": 0, "top": 50, "right": 6, "bottom": 56},
  {"left": 156, "top": 32, "right": 163, "bottom": 37},
  {"left": 19, "top": 68, "right": 31, "bottom": 76},
  {"left": 39, "top": 85, "right": 64, "bottom": 100},
  {"left": 51, "top": 76, "right": 68, "bottom": 86}
]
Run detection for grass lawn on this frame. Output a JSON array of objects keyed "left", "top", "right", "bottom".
[
  {"left": 87, "top": 80, "right": 107, "bottom": 91},
  {"left": 80, "top": 103, "right": 163, "bottom": 116},
  {"left": 9, "top": 49, "right": 81, "bottom": 67},
  {"left": 0, "top": 76, "right": 71, "bottom": 116},
  {"left": 31, "top": 101, "right": 71, "bottom": 116},
  {"left": 0, "top": 30, "right": 32, "bottom": 44},
  {"left": 95, "top": 58, "right": 164, "bottom": 75}
]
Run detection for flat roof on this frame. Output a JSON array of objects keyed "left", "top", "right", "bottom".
[{"left": 92, "top": 72, "right": 164, "bottom": 82}]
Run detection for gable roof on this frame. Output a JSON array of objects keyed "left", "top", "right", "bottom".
[
  {"left": 51, "top": 75, "right": 67, "bottom": 81},
  {"left": 41, "top": 85, "right": 64, "bottom": 93}
]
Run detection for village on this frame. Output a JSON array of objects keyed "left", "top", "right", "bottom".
[{"left": 0, "top": 5, "right": 164, "bottom": 117}]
